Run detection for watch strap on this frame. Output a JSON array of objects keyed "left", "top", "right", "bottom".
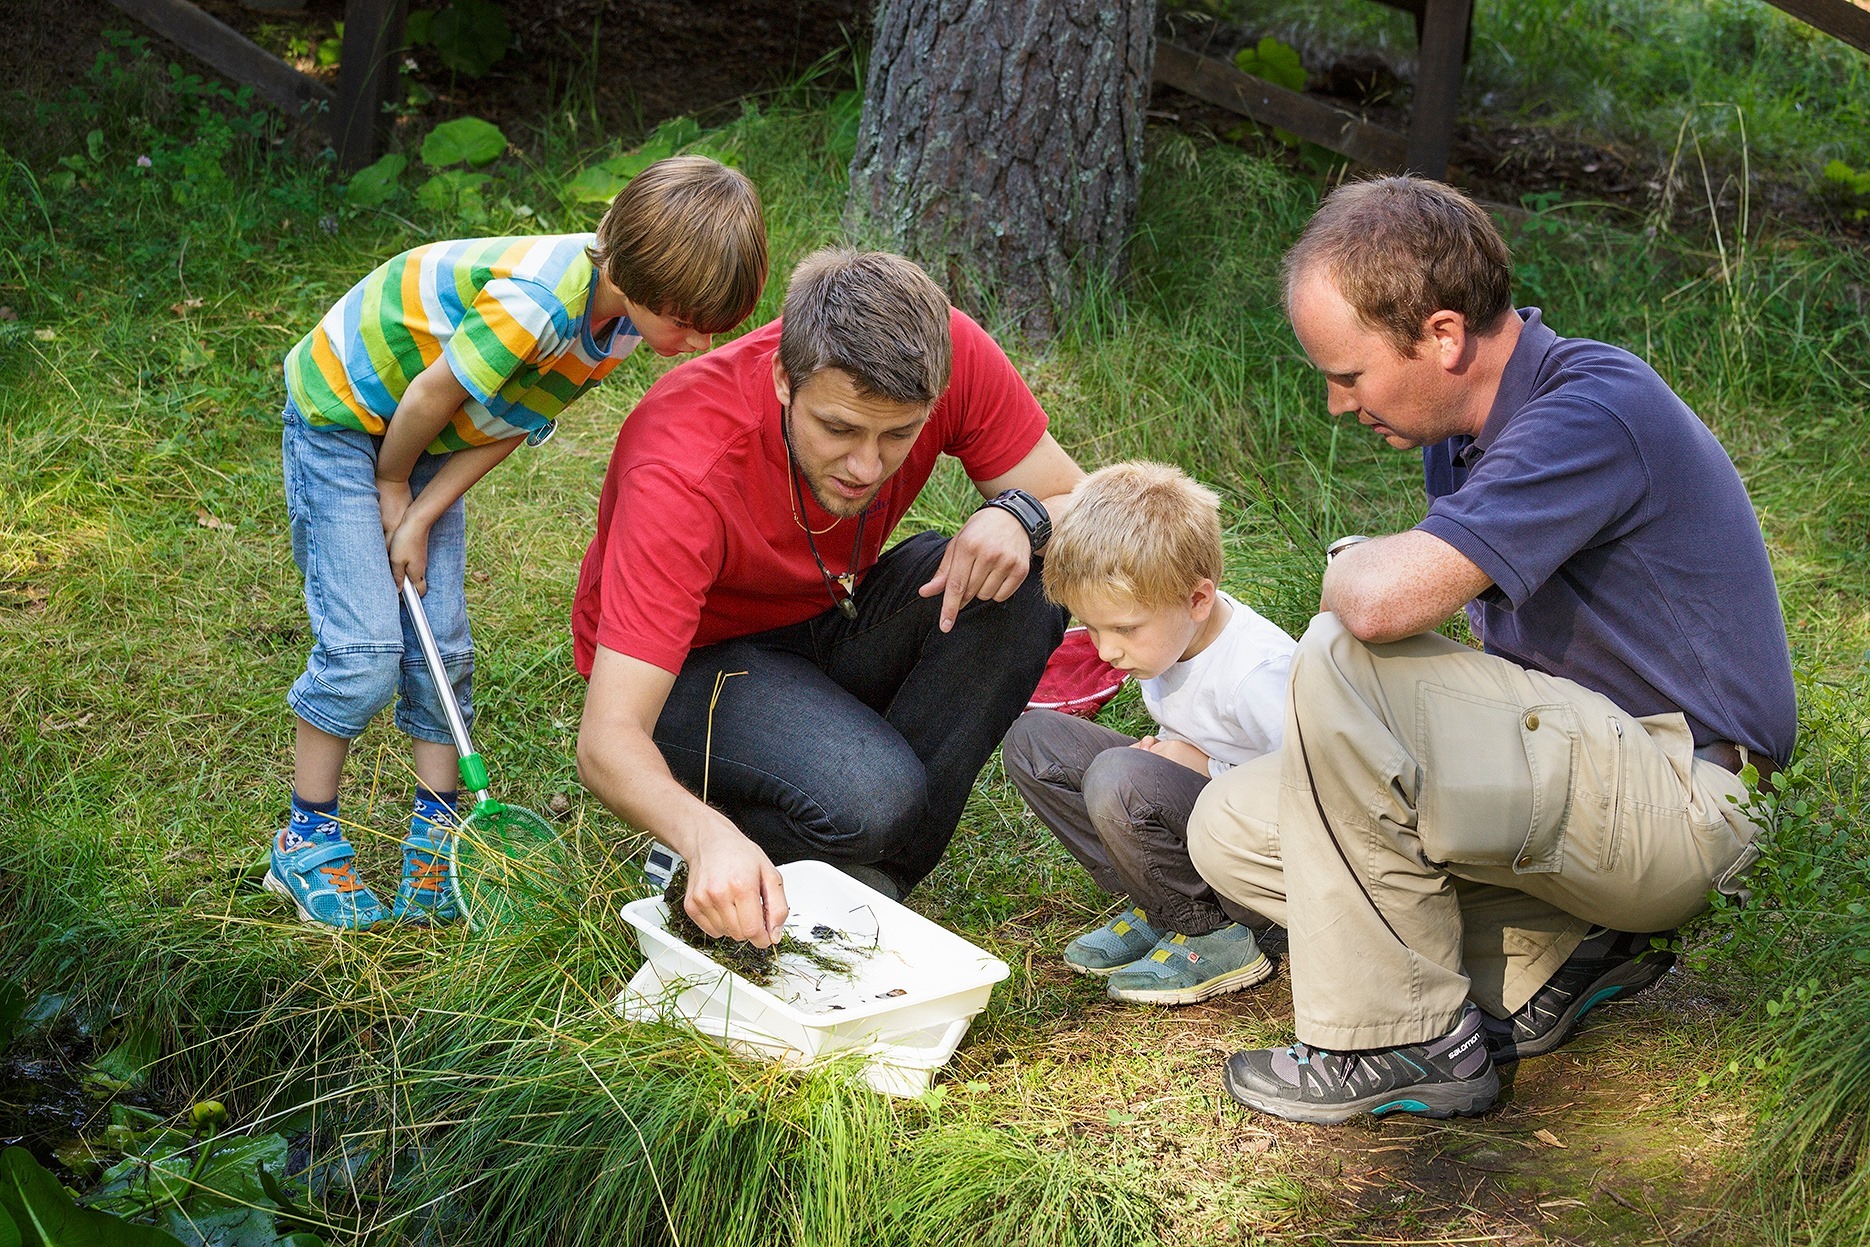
[{"left": 979, "top": 488, "right": 1052, "bottom": 552}]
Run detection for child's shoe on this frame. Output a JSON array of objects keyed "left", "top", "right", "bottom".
[
  {"left": 1064, "top": 906, "right": 1162, "bottom": 977},
  {"left": 264, "top": 828, "right": 388, "bottom": 930},
  {"left": 1105, "top": 923, "right": 1274, "bottom": 1004},
  {"left": 391, "top": 829, "right": 461, "bottom": 925}
]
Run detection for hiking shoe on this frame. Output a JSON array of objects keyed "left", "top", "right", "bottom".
[
  {"left": 1481, "top": 927, "right": 1676, "bottom": 1064},
  {"left": 1106, "top": 923, "right": 1275, "bottom": 1005},
  {"left": 1223, "top": 1003, "right": 1499, "bottom": 1125},
  {"left": 1064, "top": 907, "right": 1161, "bottom": 977},
  {"left": 264, "top": 829, "right": 388, "bottom": 930},
  {"left": 391, "top": 828, "right": 461, "bottom": 924}
]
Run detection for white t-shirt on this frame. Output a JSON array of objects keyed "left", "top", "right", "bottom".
[{"left": 1140, "top": 591, "right": 1295, "bottom": 778}]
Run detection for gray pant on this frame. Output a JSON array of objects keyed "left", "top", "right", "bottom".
[{"left": 1002, "top": 710, "right": 1258, "bottom": 934}]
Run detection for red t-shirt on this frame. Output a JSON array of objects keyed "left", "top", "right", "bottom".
[{"left": 572, "top": 308, "right": 1049, "bottom": 676}]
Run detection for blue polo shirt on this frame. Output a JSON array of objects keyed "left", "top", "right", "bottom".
[{"left": 1417, "top": 309, "right": 1796, "bottom": 763}]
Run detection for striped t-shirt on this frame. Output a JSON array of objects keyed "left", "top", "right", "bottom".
[{"left": 284, "top": 235, "right": 641, "bottom": 453}]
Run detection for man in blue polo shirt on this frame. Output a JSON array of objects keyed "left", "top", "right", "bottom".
[{"left": 1187, "top": 177, "right": 1795, "bottom": 1124}]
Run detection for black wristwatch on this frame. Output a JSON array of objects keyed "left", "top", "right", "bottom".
[{"left": 979, "top": 488, "right": 1052, "bottom": 552}]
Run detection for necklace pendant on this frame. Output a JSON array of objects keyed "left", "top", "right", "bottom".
[
  {"left": 837, "top": 572, "right": 857, "bottom": 594},
  {"left": 837, "top": 596, "right": 858, "bottom": 620}
]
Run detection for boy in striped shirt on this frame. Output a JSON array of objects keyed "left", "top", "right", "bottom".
[{"left": 269, "top": 156, "right": 768, "bottom": 929}]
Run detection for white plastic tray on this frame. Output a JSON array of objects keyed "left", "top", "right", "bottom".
[{"left": 617, "top": 859, "right": 1009, "bottom": 1096}]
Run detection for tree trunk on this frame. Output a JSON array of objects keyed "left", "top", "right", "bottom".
[{"left": 847, "top": 0, "right": 1155, "bottom": 340}]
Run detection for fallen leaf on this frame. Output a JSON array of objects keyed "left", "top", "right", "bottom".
[
  {"left": 196, "top": 508, "right": 235, "bottom": 531},
  {"left": 0, "top": 306, "right": 16, "bottom": 321},
  {"left": 1534, "top": 1127, "right": 1567, "bottom": 1148},
  {"left": 171, "top": 298, "right": 205, "bottom": 315},
  {"left": 33, "top": 327, "right": 56, "bottom": 342}
]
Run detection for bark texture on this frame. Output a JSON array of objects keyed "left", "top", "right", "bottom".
[{"left": 847, "top": 0, "right": 1156, "bottom": 340}]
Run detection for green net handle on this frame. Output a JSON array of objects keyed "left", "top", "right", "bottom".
[{"left": 457, "top": 752, "right": 490, "bottom": 795}]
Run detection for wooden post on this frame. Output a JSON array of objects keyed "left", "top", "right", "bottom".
[
  {"left": 104, "top": 0, "right": 333, "bottom": 119},
  {"left": 332, "top": 0, "right": 407, "bottom": 171},
  {"left": 1405, "top": 0, "right": 1471, "bottom": 179},
  {"left": 1153, "top": 42, "right": 1408, "bottom": 171}
]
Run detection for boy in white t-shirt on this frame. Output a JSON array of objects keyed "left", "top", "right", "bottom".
[{"left": 1003, "top": 462, "right": 1296, "bottom": 1004}]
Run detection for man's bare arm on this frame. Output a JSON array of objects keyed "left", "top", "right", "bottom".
[
  {"left": 1322, "top": 530, "right": 1494, "bottom": 643},
  {"left": 919, "top": 433, "right": 1087, "bottom": 630},
  {"left": 577, "top": 645, "right": 787, "bottom": 945}
]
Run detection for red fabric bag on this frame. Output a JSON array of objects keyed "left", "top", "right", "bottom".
[{"left": 1026, "top": 626, "right": 1127, "bottom": 718}]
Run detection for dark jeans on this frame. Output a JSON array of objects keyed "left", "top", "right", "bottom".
[
  {"left": 1002, "top": 709, "right": 1260, "bottom": 935},
  {"left": 653, "top": 531, "right": 1067, "bottom": 894}
]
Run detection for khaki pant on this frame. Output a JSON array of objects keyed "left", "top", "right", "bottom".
[{"left": 1188, "top": 614, "right": 1761, "bottom": 1050}]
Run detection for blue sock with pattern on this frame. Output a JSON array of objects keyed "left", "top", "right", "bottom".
[
  {"left": 411, "top": 787, "right": 458, "bottom": 843},
  {"left": 288, "top": 792, "right": 341, "bottom": 846}
]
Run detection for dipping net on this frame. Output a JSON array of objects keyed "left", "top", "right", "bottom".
[{"left": 450, "top": 800, "right": 572, "bottom": 931}]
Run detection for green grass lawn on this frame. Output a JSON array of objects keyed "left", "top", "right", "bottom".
[{"left": 2, "top": 28, "right": 1868, "bottom": 1247}]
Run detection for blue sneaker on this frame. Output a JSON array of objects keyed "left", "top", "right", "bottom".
[
  {"left": 391, "top": 829, "right": 461, "bottom": 925},
  {"left": 1106, "top": 923, "right": 1274, "bottom": 1005},
  {"left": 264, "top": 829, "right": 388, "bottom": 930},
  {"left": 1064, "top": 907, "right": 1162, "bottom": 977}
]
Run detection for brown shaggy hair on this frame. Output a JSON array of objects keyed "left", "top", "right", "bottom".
[
  {"left": 777, "top": 249, "right": 953, "bottom": 405},
  {"left": 588, "top": 155, "right": 768, "bottom": 335},
  {"left": 1283, "top": 176, "right": 1514, "bottom": 354}
]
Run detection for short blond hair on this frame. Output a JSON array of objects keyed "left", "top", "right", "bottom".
[
  {"left": 589, "top": 155, "right": 768, "bottom": 335},
  {"left": 778, "top": 249, "right": 953, "bottom": 405},
  {"left": 1043, "top": 462, "right": 1224, "bottom": 611}
]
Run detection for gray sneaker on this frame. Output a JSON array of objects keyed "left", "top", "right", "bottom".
[
  {"left": 1064, "top": 907, "right": 1161, "bottom": 977},
  {"left": 1106, "top": 923, "right": 1274, "bottom": 1005}
]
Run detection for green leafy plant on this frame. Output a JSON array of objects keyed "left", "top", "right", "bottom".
[
  {"left": 79, "top": 1103, "right": 331, "bottom": 1247},
  {"left": 342, "top": 152, "right": 407, "bottom": 207},
  {"left": 564, "top": 115, "right": 703, "bottom": 204},
  {"left": 1234, "top": 37, "right": 1306, "bottom": 94},
  {"left": 1229, "top": 38, "right": 1314, "bottom": 154},
  {"left": 415, "top": 0, "right": 511, "bottom": 78},
  {"left": 1820, "top": 159, "right": 1870, "bottom": 220},
  {"left": 417, "top": 169, "right": 492, "bottom": 220},
  {"left": 419, "top": 116, "right": 508, "bottom": 168},
  {"left": 0, "top": 1147, "right": 184, "bottom": 1247}
]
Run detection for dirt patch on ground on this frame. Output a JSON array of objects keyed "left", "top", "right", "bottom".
[{"left": 959, "top": 946, "right": 1760, "bottom": 1247}]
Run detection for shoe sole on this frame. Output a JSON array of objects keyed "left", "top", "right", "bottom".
[
  {"left": 263, "top": 869, "right": 376, "bottom": 932},
  {"left": 1492, "top": 952, "right": 1675, "bottom": 1064},
  {"left": 1107, "top": 952, "right": 1275, "bottom": 1005},
  {"left": 1223, "top": 1061, "right": 1500, "bottom": 1126}
]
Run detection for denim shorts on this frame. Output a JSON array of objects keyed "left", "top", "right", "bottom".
[{"left": 283, "top": 396, "right": 473, "bottom": 743}]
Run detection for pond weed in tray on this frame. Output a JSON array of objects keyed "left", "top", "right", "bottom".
[{"left": 617, "top": 860, "right": 1009, "bottom": 1095}]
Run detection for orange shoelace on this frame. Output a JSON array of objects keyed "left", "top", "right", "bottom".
[
  {"left": 405, "top": 854, "right": 449, "bottom": 895},
  {"left": 318, "top": 860, "right": 368, "bottom": 894}
]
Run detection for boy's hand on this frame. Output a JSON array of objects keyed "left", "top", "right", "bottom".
[
  {"left": 377, "top": 477, "right": 413, "bottom": 538},
  {"left": 1132, "top": 735, "right": 1212, "bottom": 775},
  {"left": 389, "top": 516, "right": 432, "bottom": 596}
]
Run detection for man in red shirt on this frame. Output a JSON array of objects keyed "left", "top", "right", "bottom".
[{"left": 574, "top": 250, "right": 1084, "bottom": 945}]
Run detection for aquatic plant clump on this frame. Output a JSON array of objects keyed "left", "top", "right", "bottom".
[{"left": 661, "top": 865, "right": 856, "bottom": 985}]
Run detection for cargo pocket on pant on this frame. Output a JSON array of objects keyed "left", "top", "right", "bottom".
[{"left": 1415, "top": 684, "right": 1577, "bottom": 876}]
